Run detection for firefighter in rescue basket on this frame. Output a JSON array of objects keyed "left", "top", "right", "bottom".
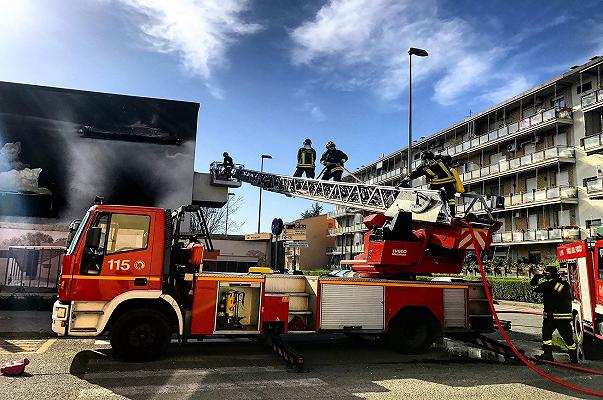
[
  {"left": 293, "top": 138, "right": 317, "bottom": 178},
  {"left": 320, "top": 141, "right": 348, "bottom": 182},
  {"left": 531, "top": 265, "right": 578, "bottom": 363},
  {"left": 400, "top": 151, "right": 464, "bottom": 216}
]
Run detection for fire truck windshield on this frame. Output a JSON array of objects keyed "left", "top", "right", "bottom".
[{"left": 67, "top": 211, "right": 90, "bottom": 255}]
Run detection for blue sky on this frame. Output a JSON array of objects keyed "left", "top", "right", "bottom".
[{"left": 1, "top": 0, "right": 602, "bottom": 233}]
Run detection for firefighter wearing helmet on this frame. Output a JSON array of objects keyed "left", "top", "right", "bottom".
[
  {"left": 293, "top": 138, "right": 317, "bottom": 178},
  {"left": 400, "top": 150, "right": 464, "bottom": 216},
  {"left": 320, "top": 141, "right": 348, "bottom": 182},
  {"left": 531, "top": 265, "right": 578, "bottom": 363},
  {"left": 223, "top": 152, "right": 234, "bottom": 179}
]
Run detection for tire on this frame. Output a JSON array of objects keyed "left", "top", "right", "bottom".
[
  {"left": 109, "top": 308, "right": 171, "bottom": 362},
  {"left": 387, "top": 310, "right": 438, "bottom": 354}
]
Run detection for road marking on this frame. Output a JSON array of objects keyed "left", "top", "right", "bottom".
[
  {"left": 105, "top": 378, "right": 328, "bottom": 396},
  {"left": 35, "top": 338, "right": 56, "bottom": 354},
  {"left": 84, "top": 366, "right": 285, "bottom": 379},
  {"left": 0, "top": 338, "right": 55, "bottom": 355}
]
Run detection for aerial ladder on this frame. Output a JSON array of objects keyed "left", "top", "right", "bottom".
[{"left": 209, "top": 161, "right": 503, "bottom": 278}]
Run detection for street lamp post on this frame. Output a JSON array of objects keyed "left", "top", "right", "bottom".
[
  {"left": 407, "top": 47, "right": 428, "bottom": 178},
  {"left": 225, "top": 192, "right": 235, "bottom": 235},
  {"left": 257, "top": 154, "right": 272, "bottom": 233}
]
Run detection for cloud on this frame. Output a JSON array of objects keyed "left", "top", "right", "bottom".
[
  {"left": 113, "top": 0, "right": 262, "bottom": 97},
  {"left": 289, "top": 0, "right": 531, "bottom": 106},
  {"left": 294, "top": 87, "right": 326, "bottom": 121}
]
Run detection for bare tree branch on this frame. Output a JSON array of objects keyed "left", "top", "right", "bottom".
[{"left": 201, "top": 195, "right": 245, "bottom": 234}]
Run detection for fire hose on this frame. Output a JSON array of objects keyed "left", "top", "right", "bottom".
[{"left": 467, "top": 223, "right": 603, "bottom": 397}]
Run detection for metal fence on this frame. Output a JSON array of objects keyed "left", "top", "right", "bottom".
[{"left": 1, "top": 246, "right": 65, "bottom": 292}]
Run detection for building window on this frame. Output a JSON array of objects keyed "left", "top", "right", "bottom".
[
  {"left": 586, "top": 219, "right": 601, "bottom": 229},
  {"left": 577, "top": 81, "right": 592, "bottom": 95},
  {"left": 551, "top": 95, "right": 565, "bottom": 109},
  {"left": 528, "top": 251, "right": 542, "bottom": 264}
]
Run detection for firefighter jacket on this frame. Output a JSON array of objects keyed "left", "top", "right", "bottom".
[
  {"left": 320, "top": 149, "right": 348, "bottom": 172},
  {"left": 223, "top": 156, "right": 234, "bottom": 167},
  {"left": 297, "top": 147, "right": 317, "bottom": 168},
  {"left": 407, "top": 156, "right": 456, "bottom": 187},
  {"left": 530, "top": 276, "right": 572, "bottom": 319}
]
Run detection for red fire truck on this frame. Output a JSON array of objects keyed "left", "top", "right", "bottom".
[
  {"left": 557, "top": 240, "right": 603, "bottom": 359},
  {"left": 52, "top": 166, "right": 501, "bottom": 363}
]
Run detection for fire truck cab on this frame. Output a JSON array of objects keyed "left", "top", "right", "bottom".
[
  {"left": 556, "top": 240, "right": 603, "bottom": 358},
  {"left": 52, "top": 204, "right": 494, "bottom": 362}
]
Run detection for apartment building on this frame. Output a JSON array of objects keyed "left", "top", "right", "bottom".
[{"left": 329, "top": 55, "right": 603, "bottom": 265}]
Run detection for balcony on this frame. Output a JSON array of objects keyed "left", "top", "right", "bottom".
[
  {"left": 328, "top": 223, "right": 368, "bottom": 236},
  {"left": 581, "top": 88, "right": 603, "bottom": 113},
  {"left": 492, "top": 227, "right": 581, "bottom": 246},
  {"left": 365, "top": 167, "right": 406, "bottom": 185},
  {"left": 464, "top": 186, "right": 578, "bottom": 214},
  {"left": 441, "top": 108, "right": 573, "bottom": 159},
  {"left": 586, "top": 177, "right": 603, "bottom": 199},
  {"left": 326, "top": 246, "right": 342, "bottom": 255},
  {"left": 461, "top": 146, "right": 575, "bottom": 186},
  {"left": 581, "top": 132, "right": 603, "bottom": 155},
  {"left": 327, "top": 207, "right": 358, "bottom": 218}
]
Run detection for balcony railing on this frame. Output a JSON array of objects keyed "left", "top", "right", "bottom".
[
  {"left": 328, "top": 223, "right": 368, "bottom": 236},
  {"left": 581, "top": 88, "right": 603, "bottom": 111},
  {"left": 582, "top": 132, "right": 603, "bottom": 154},
  {"left": 441, "top": 108, "right": 572, "bottom": 158},
  {"left": 463, "top": 186, "right": 577, "bottom": 213},
  {"left": 327, "top": 208, "right": 357, "bottom": 218},
  {"left": 365, "top": 167, "right": 405, "bottom": 185},
  {"left": 352, "top": 245, "right": 364, "bottom": 253},
  {"left": 586, "top": 177, "right": 603, "bottom": 196},
  {"left": 326, "top": 246, "right": 342, "bottom": 254},
  {"left": 461, "top": 146, "right": 575, "bottom": 185},
  {"left": 492, "top": 227, "right": 580, "bottom": 244}
]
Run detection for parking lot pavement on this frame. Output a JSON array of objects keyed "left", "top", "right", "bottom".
[
  {"left": 0, "top": 331, "right": 601, "bottom": 400},
  {"left": 1, "top": 306, "right": 602, "bottom": 399}
]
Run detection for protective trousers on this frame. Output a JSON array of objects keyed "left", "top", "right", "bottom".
[
  {"left": 293, "top": 167, "right": 315, "bottom": 178},
  {"left": 542, "top": 315, "right": 577, "bottom": 363}
]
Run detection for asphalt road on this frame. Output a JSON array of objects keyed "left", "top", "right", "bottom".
[{"left": 1, "top": 309, "right": 602, "bottom": 400}]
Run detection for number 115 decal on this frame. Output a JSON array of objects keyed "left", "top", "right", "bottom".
[{"left": 108, "top": 259, "right": 146, "bottom": 271}]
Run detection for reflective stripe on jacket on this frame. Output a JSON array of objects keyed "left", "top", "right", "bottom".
[{"left": 297, "top": 148, "right": 316, "bottom": 168}]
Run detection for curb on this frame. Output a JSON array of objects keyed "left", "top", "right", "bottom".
[{"left": 496, "top": 300, "right": 544, "bottom": 310}]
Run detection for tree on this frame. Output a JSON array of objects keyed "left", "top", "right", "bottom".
[
  {"left": 301, "top": 202, "right": 323, "bottom": 219},
  {"left": 200, "top": 195, "right": 245, "bottom": 234}
]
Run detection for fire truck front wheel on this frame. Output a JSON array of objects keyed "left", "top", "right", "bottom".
[
  {"left": 109, "top": 308, "right": 171, "bottom": 362},
  {"left": 386, "top": 309, "right": 438, "bottom": 354}
]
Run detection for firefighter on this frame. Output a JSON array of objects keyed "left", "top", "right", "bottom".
[
  {"left": 223, "top": 152, "right": 234, "bottom": 179},
  {"left": 293, "top": 139, "right": 317, "bottom": 178},
  {"left": 400, "top": 151, "right": 463, "bottom": 216},
  {"left": 531, "top": 265, "right": 578, "bottom": 363},
  {"left": 320, "top": 141, "right": 348, "bottom": 182}
]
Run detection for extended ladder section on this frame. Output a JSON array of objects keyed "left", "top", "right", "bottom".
[{"left": 210, "top": 162, "right": 497, "bottom": 225}]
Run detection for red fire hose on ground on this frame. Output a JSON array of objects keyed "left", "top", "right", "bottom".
[{"left": 467, "top": 223, "right": 603, "bottom": 397}]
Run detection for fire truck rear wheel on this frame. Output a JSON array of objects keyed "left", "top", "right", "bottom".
[
  {"left": 110, "top": 308, "right": 171, "bottom": 362},
  {"left": 387, "top": 311, "right": 437, "bottom": 354}
]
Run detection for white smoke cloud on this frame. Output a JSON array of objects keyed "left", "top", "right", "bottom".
[{"left": 112, "top": 0, "right": 263, "bottom": 98}]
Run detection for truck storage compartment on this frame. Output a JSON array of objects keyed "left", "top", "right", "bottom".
[
  {"left": 215, "top": 282, "right": 261, "bottom": 332},
  {"left": 320, "top": 283, "right": 384, "bottom": 330}
]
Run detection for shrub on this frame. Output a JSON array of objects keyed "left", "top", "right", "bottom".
[{"left": 487, "top": 277, "right": 542, "bottom": 304}]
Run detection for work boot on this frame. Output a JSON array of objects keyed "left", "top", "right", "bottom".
[
  {"left": 535, "top": 344, "right": 554, "bottom": 362},
  {"left": 568, "top": 348, "right": 578, "bottom": 364}
]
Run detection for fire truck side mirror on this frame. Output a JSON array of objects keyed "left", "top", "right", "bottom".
[{"left": 85, "top": 227, "right": 102, "bottom": 249}]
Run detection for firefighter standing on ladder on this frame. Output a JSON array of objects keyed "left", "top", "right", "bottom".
[
  {"left": 293, "top": 139, "right": 317, "bottom": 178},
  {"left": 320, "top": 141, "right": 348, "bottom": 182},
  {"left": 531, "top": 265, "right": 578, "bottom": 363},
  {"left": 400, "top": 151, "right": 464, "bottom": 216}
]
